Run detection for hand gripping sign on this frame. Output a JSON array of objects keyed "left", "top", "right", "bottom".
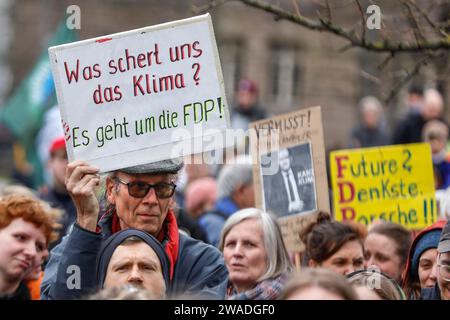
[{"left": 49, "top": 13, "right": 231, "bottom": 172}]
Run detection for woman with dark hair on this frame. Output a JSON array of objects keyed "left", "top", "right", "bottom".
[
  {"left": 302, "top": 213, "right": 365, "bottom": 276},
  {"left": 402, "top": 220, "right": 446, "bottom": 299},
  {"left": 364, "top": 222, "right": 412, "bottom": 284},
  {"left": 96, "top": 228, "right": 170, "bottom": 299}
]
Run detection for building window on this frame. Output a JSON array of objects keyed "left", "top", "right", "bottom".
[
  {"left": 217, "top": 39, "right": 243, "bottom": 102},
  {"left": 270, "top": 45, "right": 301, "bottom": 105}
]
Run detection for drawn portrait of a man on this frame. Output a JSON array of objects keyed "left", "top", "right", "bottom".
[{"left": 261, "top": 143, "right": 317, "bottom": 217}]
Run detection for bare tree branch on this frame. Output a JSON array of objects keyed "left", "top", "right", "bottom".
[
  {"left": 399, "top": 0, "right": 426, "bottom": 44},
  {"left": 360, "top": 70, "right": 382, "bottom": 85},
  {"left": 354, "top": 0, "right": 367, "bottom": 45},
  {"left": 191, "top": 0, "right": 230, "bottom": 14},
  {"left": 383, "top": 52, "right": 445, "bottom": 104},
  {"left": 291, "top": 0, "right": 301, "bottom": 17},
  {"left": 206, "top": 0, "right": 450, "bottom": 52},
  {"left": 377, "top": 52, "right": 395, "bottom": 70},
  {"left": 325, "top": 0, "right": 332, "bottom": 23},
  {"left": 407, "top": 0, "right": 442, "bottom": 34}
]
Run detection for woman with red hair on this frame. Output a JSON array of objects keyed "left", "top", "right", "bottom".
[{"left": 0, "top": 195, "right": 59, "bottom": 299}]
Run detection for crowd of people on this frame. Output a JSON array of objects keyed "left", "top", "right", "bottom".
[{"left": 1, "top": 80, "right": 450, "bottom": 301}]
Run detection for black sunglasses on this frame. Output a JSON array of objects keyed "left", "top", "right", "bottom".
[{"left": 115, "top": 177, "right": 176, "bottom": 199}]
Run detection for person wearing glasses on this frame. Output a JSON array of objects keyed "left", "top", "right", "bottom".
[
  {"left": 421, "top": 220, "right": 450, "bottom": 300},
  {"left": 40, "top": 159, "right": 228, "bottom": 300}
]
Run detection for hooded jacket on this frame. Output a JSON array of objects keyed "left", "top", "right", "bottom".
[
  {"left": 402, "top": 219, "right": 447, "bottom": 299},
  {"left": 40, "top": 209, "right": 228, "bottom": 299}
]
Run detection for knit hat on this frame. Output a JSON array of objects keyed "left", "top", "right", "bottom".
[
  {"left": 411, "top": 229, "right": 441, "bottom": 274},
  {"left": 49, "top": 136, "right": 66, "bottom": 155},
  {"left": 237, "top": 79, "right": 258, "bottom": 94}
]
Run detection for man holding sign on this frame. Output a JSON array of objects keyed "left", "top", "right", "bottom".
[{"left": 41, "top": 14, "right": 231, "bottom": 299}]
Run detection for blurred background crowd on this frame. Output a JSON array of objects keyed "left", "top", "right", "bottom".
[{"left": 0, "top": 0, "right": 449, "bottom": 301}]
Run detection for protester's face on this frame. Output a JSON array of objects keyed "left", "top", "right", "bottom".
[
  {"left": 437, "top": 252, "right": 450, "bottom": 300},
  {"left": 0, "top": 218, "right": 46, "bottom": 283},
  {"left": 278, "top": 150, "right": 291, "bottom": 172},
  {"left": 423, "top": 96, "right": 443, "bottom": 121},
  {"left": 223, "top": 218, "right": 267, "bottom": 293},
  {"left": 317, "top": 240, "right": 364, "bottom": 276},
  {"left": 429, "top": 139, "right": 446, "bottom": 154},
  {"left": 104, "top": 242, "right": 166, "bottom": 298},
  {"left": 418, "top": 248, "right": 438, "bottom": 289},
  {"left": 237, "top": 90, "right": 257, "bottom": 109},
  {"left": 287, "top": 286, "right": 345, "bottom": 300},
  {"left": 239, "top": 183, "right": 255, "bottom": 209},
  {"left": 362, "top": 107, "right": 380, "bottom": 129},
  {"left": 49, "top": 149, "right": 68, "bottom": 188},
  {"left": 364, "top": 233, "right": 403, "bottom": 282},
  {"left": 107, "top": 172, "right": 173, "bottom": 237},
  {"left": 408, "top": 93, "right": 423, "bottom": 109},
  {"left": 25, "top": 245, "right": 49, "bottom": 281}
]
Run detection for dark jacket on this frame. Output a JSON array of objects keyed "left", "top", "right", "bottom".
[
  {"left": 392, "top": 112, "right": 426, "bottom": 145},
  {"left": 199, "top": 197, "right": 238, "bottom": 247},
  {"left": 264, "top": 168, "right": 316, "bottom": 218},
  {"left": 0, "top": 281, "right": 31, "bottom": 300},
  {"left": 349, "top": 126, "right": 390, "bottom": 148},
  {"left": 40, "top": 210, "right": 228, "bottom": 300},
  {"left": 40, "top": 188, "right": 77, "bottom": 248}
]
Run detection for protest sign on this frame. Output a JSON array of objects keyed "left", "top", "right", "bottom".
[
  {"left": 49, "top": 13, "right": 230, "bottom": 172},
  {"left": 330, "top": 143, "right": 437, "bottom": 229},
  {"left": 249, "top": 106, "right": 329, "bottom": 252}
]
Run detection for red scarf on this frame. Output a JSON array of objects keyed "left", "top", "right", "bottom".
[{"left": 109, "top": 210, "right": 179, "bottom": 280}]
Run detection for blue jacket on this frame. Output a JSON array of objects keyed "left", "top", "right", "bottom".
[
  {"left": 40, "top": 211, "right": 228, "bottom": 300},
  {"left": 199, "top": 197, "right": 239, "bottom": 247}
]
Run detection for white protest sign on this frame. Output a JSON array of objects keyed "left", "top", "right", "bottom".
[{"left": 49, "top": 13, "right": 231, "bottom": 172}]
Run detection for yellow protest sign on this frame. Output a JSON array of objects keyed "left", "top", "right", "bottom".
[{"left": 330, "top": 143, "right": 437, "bottom": 229}]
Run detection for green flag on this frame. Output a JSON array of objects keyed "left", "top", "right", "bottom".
[{"left": 0, "top": 18, "right": 78, "bottom": 187}]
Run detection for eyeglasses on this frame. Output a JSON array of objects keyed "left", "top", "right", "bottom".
[
  {"left": 437, "top": 264, "right": 450, "bottom": 282},
  {"left": 115, "top": 177, "right": 176, "bottom": 199}
]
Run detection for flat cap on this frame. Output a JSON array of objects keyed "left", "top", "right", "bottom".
[{"left": 119, "top": 158, "right": 184, "bottom": 175}]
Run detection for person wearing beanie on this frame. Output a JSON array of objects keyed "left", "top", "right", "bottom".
[
  {"left": 96, "top": 229, "right": 170, "bottom": 299},
  {"left": 402, "top": 220, "right": 446, "bottom": 299},
  {"left": 421, "top": 219, "right": 450, "bottom": 299}
]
